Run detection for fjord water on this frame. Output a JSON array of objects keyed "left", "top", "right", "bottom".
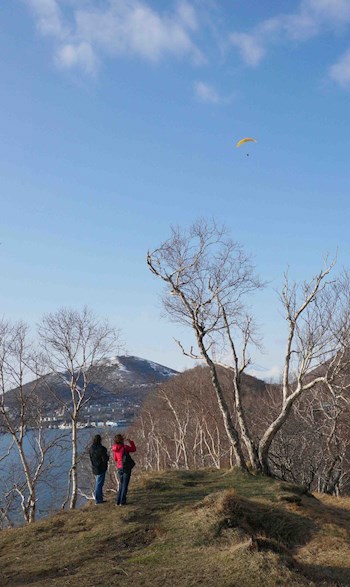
[{"left": 0, "top": 427, "right": 122, "bottom": 525}]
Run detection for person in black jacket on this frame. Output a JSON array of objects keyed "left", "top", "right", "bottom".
[{"left": 89, "top": 434, "right": 109, "bottom": 504}]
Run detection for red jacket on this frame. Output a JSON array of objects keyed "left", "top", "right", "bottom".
[{"left": 112, "top": 440, "right": 136, "bottom": 469}]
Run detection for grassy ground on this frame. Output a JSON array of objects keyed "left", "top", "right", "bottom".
[{"left": 1, "top": 469, "right": 350, "bottom": 586}]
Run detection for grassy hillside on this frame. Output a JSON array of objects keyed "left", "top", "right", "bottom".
[{"left": 1, "top": 469, "right": 350, "bottom": 586}]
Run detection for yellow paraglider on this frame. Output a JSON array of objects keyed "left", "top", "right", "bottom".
[{"left": 236, "top": 137, "right": 257, "bottom": 148}]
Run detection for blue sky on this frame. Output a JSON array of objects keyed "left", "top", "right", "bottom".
[{"left": 1, "top": 0, "right": 350, "bottom": 376}]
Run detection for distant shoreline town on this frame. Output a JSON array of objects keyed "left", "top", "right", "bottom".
[
  {"left": 39, "top": 417, "right": 130, "bottom": 430},
  {"left": 37, "top": 395, "right": 136, "bottom": 430}
]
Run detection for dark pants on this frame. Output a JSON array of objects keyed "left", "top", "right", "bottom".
[
  {"left": 94, "top": 471, "right": 106, "bottom": 504},
  {"left": 117, "top": 469, "right": 131, "bottom": 505}
]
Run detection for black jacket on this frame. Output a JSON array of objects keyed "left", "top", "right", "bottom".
[{"left": 89, "top": 444, "right": 109, "bottom": 475}]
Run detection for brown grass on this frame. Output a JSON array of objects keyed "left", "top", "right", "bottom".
[{"left": 0, "top": 469, "right": 349, "bottom": 586}]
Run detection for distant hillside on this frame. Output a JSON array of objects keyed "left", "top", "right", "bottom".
[
  {"left": 1, "top": 469, "right": 350, "bottom": 586},
  {"left": 129, "top": 363, "right": 275, "bottom": 471},
  {"left": 4, "top": 357, "right": 274, "bottom": 430},
  {"left": 5, "top": 356, "right": 178, "bottom": 428}
]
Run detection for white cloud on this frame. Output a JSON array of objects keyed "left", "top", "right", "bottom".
[
  {"left": 26, "top": 0, "right": 67, "bottom": 38},
  {"left": 194, "top": 80, "right": 223, "bottom": 103},
  {"left": 230, "top": 32, "right": 266, "bottom": 67},
  {"left": 248, "top": 365, "right": 282, "bottom": 382},
  {"left": 55, "top": 42, "right": 98, "bottom": 76},
  {"left": 25, "top": 0, "right": 203, "bottom": 75},
  {"left": 230, "top": 0, "right": 350, "bottom": 66},
  {"left": 75, "top": 0, "right": 202, "bottom": 63},
  {"left": 176, "top": 1, "right": 197, "bottom": 30},
  {"left": 306, "top": 0, "right": 350, "bottom": 26},
  {"left": 329, "top": 48, "right": 350, "bottom": 89}
]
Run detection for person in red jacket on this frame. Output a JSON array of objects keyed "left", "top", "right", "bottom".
[{"left": 111, "top": 434, "right": 136, "bottom": 506}]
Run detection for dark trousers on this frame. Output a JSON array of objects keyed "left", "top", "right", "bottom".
[
  {"left": 94, "top": 471, "right": 106, "bottom": 504},
  {"left": 117, "top": 469, "right": 131, "bottom": 505}
]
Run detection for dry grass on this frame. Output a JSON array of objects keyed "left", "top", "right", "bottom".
[{"left": 0, "top": 469, "right": 349, "bottom": 586}]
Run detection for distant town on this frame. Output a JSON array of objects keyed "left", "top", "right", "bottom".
[{"left": 40, "top": 398, "right": 138, "bottom": 429}]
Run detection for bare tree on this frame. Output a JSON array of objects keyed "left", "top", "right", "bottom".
[
  {"left": 263, "top": 373, "right": 350, "bottom": 495},
  {"left": 147, "top": 219, "right": 350, "bottom": 476},
  {"left": 147, "top": 220, "right": 264, "bottom": 471},
  {"left": 237, "top": 264, "right": 350, "bottom": 477},
  {"left": 257, "top": 261, "right": 343, "bottom": 473},
  {"left": 130, "top": 366, "right": 231, "bottom": 471},
  {"left": 38, "top": 307, "right": 120, "bottom": 509},
  {"left": 0, "top": 320, "right": 60, "bottom": 524}
]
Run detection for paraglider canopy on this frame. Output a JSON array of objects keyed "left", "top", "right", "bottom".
[{"left": 236, "top": 137, "right": 257, "bottom": 148}]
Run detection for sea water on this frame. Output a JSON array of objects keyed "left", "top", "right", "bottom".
[{"left": 0, "top": 427, "right": 122, "bottom": 525}]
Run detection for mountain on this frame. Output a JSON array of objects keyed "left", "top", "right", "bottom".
[
  {"left": 8, "top": 356, "right": 178, "bottom": 429},
  {"left": 5, "top": 356, "right": 274, "bottom": 431},
  {"left": 91, "top": 355, "right": 178, "bottom": 390}
]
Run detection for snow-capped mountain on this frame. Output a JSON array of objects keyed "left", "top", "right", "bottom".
[
  {"left": 7, "top": 356, "right": 178, "bottom": 428},
  {"left": 92, "top": 355, "right": 178, "bottom": 387}
]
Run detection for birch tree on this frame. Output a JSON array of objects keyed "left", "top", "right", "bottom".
[
  {"left": 263, "top": 373, "right": 350, "bottom": 494},
  {"left": 0, "top": 320, "right": 60, "bottom": 524},
  {"left": 147, "top": 220, "right": 263, "bottom": 471},
  {"left": 38, "top": 307, "right": 120, "bottom": 509},
  {"left": 257, "top": 262, "right": 341, "bottom": 473},
  {"left": 147, "top": 219, "right": 350, "bottom": 475}
]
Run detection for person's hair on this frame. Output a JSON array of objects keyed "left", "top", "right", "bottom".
[
  {"left": 92, "top": 434, "right": 102, "bottom": 445},
  {"left": 114, "top": 433, "right": 124, "bottom": 444}
]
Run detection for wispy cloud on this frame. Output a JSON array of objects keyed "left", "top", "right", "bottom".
[
  {"left": 193, "top": 80, "right": 229, "bottom": 104},
  {"left": 329, "top": 48, "right": 350, "bottom": 89},
  {"left": 25, "top": 0, "right": 203, "bottom": 75},
  {"left": 230, "top": 0, "right": 350, "bottom": 71},
  {"left": 25, "top": 0, "right": 350, "bottom": 89},
  {"left": 26, "top": 0, "right": 67, "bottom": 38},
  {"left": 229, "top": 32, "right": 266, "bottom": 67},
  {"left": 248, "top": 364, "right": 282, "bottom": 382},
  {"left": 56, "top": 42, "right": 99, "bottom": 76}
]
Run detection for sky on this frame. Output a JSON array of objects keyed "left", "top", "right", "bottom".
[{"left": 1, "top": 0, "right": 350, "bottom": 378}]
